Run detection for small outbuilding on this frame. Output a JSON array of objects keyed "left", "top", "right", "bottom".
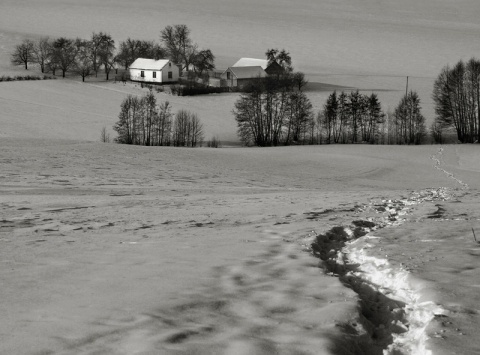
[{"left": 129, "top": 58, "right": 179, "bottom": 84}]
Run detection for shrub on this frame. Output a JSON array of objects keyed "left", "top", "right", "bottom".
[
  {"left": 170, "top": 84, "right": 182, "bottom": 96},
  {"left": 0, "top": 75, "right": 56, "bottom": 82}
]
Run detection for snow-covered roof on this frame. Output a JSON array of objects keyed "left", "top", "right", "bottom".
[
  {"left": 229, "top": 66, "right": 267, "bottom": 79},
  {"left": 129, "top": 58, "right": 171, "bottom": 70},
  {"left": 232, "top": 58, "right": 268, "bottom": 70}
]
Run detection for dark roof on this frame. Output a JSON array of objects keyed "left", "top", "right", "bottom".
[
  {"left": 229, "top": 66, "right": 266, "bottom": 79},
  {"left": 265, "top": 61, "right": 285, "bottom": 75}
]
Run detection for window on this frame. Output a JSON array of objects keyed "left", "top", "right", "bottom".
[
  {"left": 153, "top": 72, "right": 156, "bottom": 79},
  {"left": 169, "top": 62, "right": 171, "bottom": 67},
  {"left": 168, "top": 71, "right": 172, "bottom": 79},
  {"left": 227, "top": 71, "right": 230, "bottom": 80},
  {"left": 141, "top": 70, "right": 144, "bottom": 78}
]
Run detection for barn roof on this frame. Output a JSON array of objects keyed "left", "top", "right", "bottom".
[
  {"left": 229, "top": 66, "right": 266, "bottom": 79},
  {"left": 129, "top": 58, "right": 171, "bottom": 70},
  {"left": 232, "top": 58, "right": 268, "bottom": 70}
]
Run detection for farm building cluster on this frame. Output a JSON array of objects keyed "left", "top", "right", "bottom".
[{"left": 129, "top": 57, "right": 284, "bottom": 88}]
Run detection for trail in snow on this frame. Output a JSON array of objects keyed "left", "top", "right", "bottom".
[
  {"left": 430, "top": 146, "right": 469, "bottom": 192},
  {"left": 312, "top": 147, "right": 465, "bottom": 355}
]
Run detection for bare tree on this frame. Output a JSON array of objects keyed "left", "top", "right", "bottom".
[
  {"left": 114, "top": 95, "right": 143, "bottom": 144},
  {"left": 51, "top": 37, "right": 78, "bottom": 77},
  {"left": 115, "top": 38, "right": 165, "bottom": 70},
  {"left": 98, "top": 34, "right": 116, "bottom": 80},
  {"left": 32, "top": 37, "right": 52, "bottom": 73},
  {"left": 292, "top": 72, "right": 308, "bottom": 91},
  {"left": 11, "top": 39, "right": 34, "bottom": 69},
  {"left": 394, "top": 91, "right": 426, "bottom": 145},
  {"left": 100, "top": 126, "right": 111, "bottom": 143},
  {"left": 74, "top": 39, "right": 93, "bottom": 82},
  {"left": 233, "top": 76, "right": 312, "bottom": 146},
  {"left": 154, "top": 101, "right": 173, "bottom": 146},
  {"left": 433, "top": 58, "right": 480, "bottom": 143},
  {"left": 172, "top": 110, "right": 204, "bottom": 147},
  {"left": 322, "top": 91, "right": 338, "bottom": 144},
  {"left": 89, "top": 32, "right": 114, "bottom": 77},
  {"left": 285, "top": 91, "right": 313, "bottom": 144},
  {"left": 161, "top": 24, "right": 196, "bottom": 71}
]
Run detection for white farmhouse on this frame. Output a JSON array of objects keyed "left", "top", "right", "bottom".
[{"left": 129, "top": 58, "right": 179, "bottom": 84}]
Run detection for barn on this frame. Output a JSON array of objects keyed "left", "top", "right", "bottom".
[
  {"left": 220, "top": 66, "right": 267, "bottom": 89},
  {"left": 129, "top": 58, "right": 179, "bottom": 84}
]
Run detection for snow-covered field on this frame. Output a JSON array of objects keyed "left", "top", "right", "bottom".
[
  {"left": 1, "top": 135, "right": 479, "bottom": 354},
  {"left": 2, "top": 1, "right": 480, "bottom": 354}
]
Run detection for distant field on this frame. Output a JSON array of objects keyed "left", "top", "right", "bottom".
[
  {"left": 2, "top": 0, "right": 480, "bottom": 123},
  {"left": 0, "top": 80, "right": 240, "bottom": 144}
]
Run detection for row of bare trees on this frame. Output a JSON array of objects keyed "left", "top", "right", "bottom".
[
  {"left": 321, "top": 90, "right": 426, "bottom": 145},
  {"left": 11, "top": 34, "right": 116, "bottom": 81},
  {"left": 11, "top": 25, "right": 215, "bottom": 82},
  {"left": 235, "top": 80, "right": 427, "bottom": 146},
  {"left": 114, "top": 90, "right": 204, "bottom": 147},
  {"left": 433, "top": 58, "right": 480, "bottom": 143},
  {"left": 321, "top": 91, "right": 384, "bottom": 144}
]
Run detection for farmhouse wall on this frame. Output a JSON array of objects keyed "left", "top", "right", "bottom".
[{"left": 129, "top": 60, "right": 179, "bottom": 84}]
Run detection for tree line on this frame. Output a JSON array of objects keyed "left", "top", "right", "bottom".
[
  {"left": 321, "top": 90, "right": 426, "bottom": 145},
  {"left": 234, "top": 48, "right": 427, "bottom": 146},
  {"left": 114, "top": 90, "right": 204, "bottom": 147},
  {"left": 10, "top": 25, "right": 215, "bottom": 82}
]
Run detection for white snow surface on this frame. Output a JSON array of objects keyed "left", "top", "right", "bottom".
[
  {"left": 341, "top": 148, "right": 470, "bottom": 355},
  {"left": 345, "top": 235, "right": 444, "bottom": 355}
]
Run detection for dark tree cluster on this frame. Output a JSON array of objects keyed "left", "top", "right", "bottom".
[
  {"left": 234, "top": 74, "right": 313, "bottom": 146},
  {"left": 320, "top": 90, "right": 426, "bottom": 145},
  {"left": 321, "top": 91, "right": 385, "bottom": 144},
  {"left": 114, "top": 90, "right": 204, "bottom": 147},
  {"left": 10, "top": 34, "right": 117, "bottom": 81},
  {"left": 392, "top": 91, "right": 426, "bottom": 145},
  {"left": 433, "top": 58, "right": 480, "bottom": 143},
  {"left": 115, "top": 38, "right": 165, "bottom": 70}
]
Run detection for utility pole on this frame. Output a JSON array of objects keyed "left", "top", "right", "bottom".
[{"left": 406, "top": 76, "right": 409, "bottom": 96}]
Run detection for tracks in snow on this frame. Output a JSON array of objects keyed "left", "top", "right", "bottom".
[
  {"left": 311, "top": 147, "right": 464, "bottom": 354},
  {"left": 430, "top": 146, "right": 469, "bottom": 192}
]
